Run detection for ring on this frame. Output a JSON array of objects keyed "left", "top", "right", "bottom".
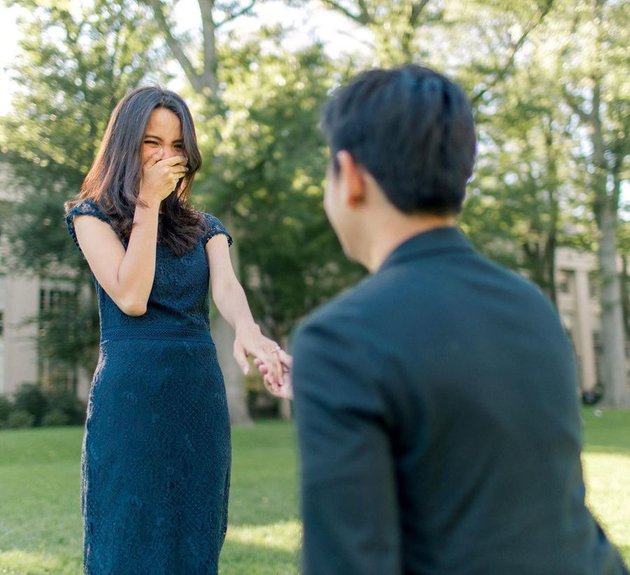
[{"left": 271, "top": 345, "right": 282, "bottom": 353}]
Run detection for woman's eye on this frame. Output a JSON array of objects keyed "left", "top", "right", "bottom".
[
  {"left": 174, "top": 143, "right": 184, "bottom": 150},
  {"left": 144, "top": 140, "right": 159, "bottom": 146}
]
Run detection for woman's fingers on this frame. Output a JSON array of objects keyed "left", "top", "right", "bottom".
[
  {"left": 253, "top": 348, "right": 292, "bottom": 398},
  {"left": 233, "top": 342, "right": 250, "bottom": 375},
  {"left": 161, "top": 154, "right": 188, "bottom": 166},
  {"left": 276, "top": 349, "right": 292, "bottom": 369},
  {"left": 254, "top": 358, "right": 269, "bottom": 375},
  {"left": 268, "top": 348, "right": 285, "bottom": 389},
  {"left": 140, "top": 154, "right": 190, "bottom": 202},
  {"left": 144, "top": 152, "right": 161, "bottom": 168},
  {"left": 237, "top": 336, "right": 292, "bottom": 398},
  {"left": 262, "top": 370, "right": 293, "bottom": 399}
]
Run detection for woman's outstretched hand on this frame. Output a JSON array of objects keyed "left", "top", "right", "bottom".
[
  {"left": 233, "top": 325, "right": 293, "bottom": 399},
  {"left": 254, "top": 352, "right": 293, "bottom": 400}
]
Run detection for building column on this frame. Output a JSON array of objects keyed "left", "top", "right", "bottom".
[
  {"left": 3, "top": 274, "right": 39, "bottom": 395},
  {"left": 573, "top": 267, "right": 597, "bottom": 393}
]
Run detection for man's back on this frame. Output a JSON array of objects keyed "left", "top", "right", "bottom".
[{"left": 292, "top": 227, "right": 627, "bottom": 574}]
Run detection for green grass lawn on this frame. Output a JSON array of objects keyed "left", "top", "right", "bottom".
[{"left": 1, "top": 411, "right": 629, "bottom": 574}]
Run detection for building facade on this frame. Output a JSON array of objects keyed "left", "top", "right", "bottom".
[{"left": 0, "top": 272, "right": 91, "bottom": 400}]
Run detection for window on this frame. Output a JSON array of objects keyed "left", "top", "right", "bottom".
[
  {"left": 38, "top": 283, "right": 79, "bottom": 394},
  {"left": 557, "top": 270, "right": 574, "bottom": 295},
  {"left": 588, "top": 272, "right": 600, "bottom": 300}
]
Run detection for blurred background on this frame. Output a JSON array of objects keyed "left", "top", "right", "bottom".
[{"left": 0, "top": 0, "right": 628, "bottom": 429}]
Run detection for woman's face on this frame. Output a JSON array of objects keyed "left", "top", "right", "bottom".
[{"left": 141, "top": 107, "right": 186, "bottom": 164}]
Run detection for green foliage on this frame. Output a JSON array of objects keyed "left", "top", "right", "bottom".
[
  {"left": 460, "top": 45, "right": 575, "bottom": 301},
  {"left": 1, "top": 385, "right": 86, "bottom": 429},
  {"left": 315, "top": 0, "right": 446, "bottom": 64},
  {"left": 0, "top": 152, "right": 85, "bottom": 275},
  {"left": 6, "top": 410, "right": 36, "bottom": 429},
  {"left": 196, "top": 32, "right": 364, "bottom": 339},
  {"left": 4, "top": 0, "right": 167, "bottom": 173},
  {"left": 37, "top": 287, "right": 100, "bottom": 375},
  {"left": 0, "top": 396, "right": 11, "bottom": 427},
  {"left": 41, "top": 409, "right": 71, "bottom": 427},
  {"left": 12, "top": 384, "right": 48, "bottom": 427},
  {"left": 1, "top": 0, "right": 167, "bottom": 271},
  {"left": 548, "top": 0, "right": 629, "bottom": 219},
  {"left": 45, "top": 391, "right": 86, "bottom": 426}
]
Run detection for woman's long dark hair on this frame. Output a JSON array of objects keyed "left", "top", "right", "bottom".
[{"left": 67, "top": 86, "right": 206, "bottom": 255}]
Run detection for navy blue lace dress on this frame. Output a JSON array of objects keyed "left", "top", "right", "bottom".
[{"left": 66, "top": 199, "right": 231, "bottom": 575}]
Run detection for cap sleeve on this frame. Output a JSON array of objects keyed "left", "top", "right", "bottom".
[
  {"left": 201, "top": 212, "right": 233, "bottom": 246},
  {"left": 65, "top": 199, "right": 110, "bottom": 251}
]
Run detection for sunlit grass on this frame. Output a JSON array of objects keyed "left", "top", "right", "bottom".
[
  {"left": 0, "top": 428, "right": 83, "bottom": 574},
  {"left": 0, "top": 422, "right": 300, "bottom": 575},
  {"left": 220, "top": 422, "right": 300, "bottom": 575},
  {"left": 0, "top": 411, "right": 629, "bottom": 574},
  {"left": 227, "top": 521, "right": 301, "bottom": 552},
  {"left": 581, "top": 408, "right": 630, "bottom": 562},
  {"left": 0, "top": 550, "right": 79, "bottom": 575}
]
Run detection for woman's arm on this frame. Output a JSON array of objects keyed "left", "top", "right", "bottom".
[
  {"left": 73, "top": 153, "right": 187, "bottom": 316},
  {"left": 206, "top": 234, "right": 290, "bottom": 395}
]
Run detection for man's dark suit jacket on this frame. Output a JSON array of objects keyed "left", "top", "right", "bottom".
[{"left": 292, "top": 227, "right": 628, "bottom": 575}]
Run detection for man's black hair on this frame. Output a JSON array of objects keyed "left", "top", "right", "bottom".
[{"left": 321, "top": 65, "right": 476, "bottom": 215}]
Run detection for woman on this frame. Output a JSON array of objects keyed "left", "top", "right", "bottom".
[{"left": 65, "top": 86, "right": 290, "bottom": 574}]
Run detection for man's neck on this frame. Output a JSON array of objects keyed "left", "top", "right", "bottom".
[{"left": 363, "top": 214, "right": 456, "bottom": 272}]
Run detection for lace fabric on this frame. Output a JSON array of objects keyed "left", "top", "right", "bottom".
[{"left": 65, "top": 199, "right": 232, "bottom": 574}]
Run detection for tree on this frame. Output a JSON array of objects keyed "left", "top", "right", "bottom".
[
  {"left": 461, "top": 41, "right": 578, "bottom": 305},
  {"left": 1, "top": 0, "right": 167, "bottom": 388},
  {"left": 154, "top": 18, "right": 366, "bottom": 417},
  {"left": 309, "top": 0, "right": 445, "bottom": 63},
  {"left": 297, "top": 0, "right": 629, "bottom": 405},
  {"left": 304, "top": 0, "right": 556, "bottom": 80},
  {"left": 202, "top": 32, "right": 364, "bottom": 342},
  {"left": 555, "top": 0, "right": 630, "bottom": 406}
]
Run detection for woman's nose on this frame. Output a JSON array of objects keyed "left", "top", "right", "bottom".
[{"left": 163, "top": 146, "right": 181, "bottom": 159}]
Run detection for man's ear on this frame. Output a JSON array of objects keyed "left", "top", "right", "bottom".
[{"left": 337, "top": 150, "right": 367, "bottom": 207}]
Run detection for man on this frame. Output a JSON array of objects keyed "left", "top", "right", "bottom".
[{"left": 290, "top": 65, "right": 628, "bottom": 574}]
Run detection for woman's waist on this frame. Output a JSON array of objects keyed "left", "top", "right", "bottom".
[{"left": 100, "top": 324, "right": 212, "bottom": 343}]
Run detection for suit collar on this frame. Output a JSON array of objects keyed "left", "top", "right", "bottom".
[{"left": 377, "top": 226, "right": 473, "bottom": 274}]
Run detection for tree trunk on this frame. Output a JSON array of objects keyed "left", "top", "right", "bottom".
[
  {"left": 590, "top": 72, "right": 629, "bottom": 407},
  {"left": 213, "top": 212, "right": 252, "bottom": 426},
  {"left": 622, "top": 255, "right": 630, "bottom": 339},
  {"left": 597, "top": 202, "right": 629, "bottom": 406},
  {"left": 212, "top": 314, "right": 252, "bottom": 425}
]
